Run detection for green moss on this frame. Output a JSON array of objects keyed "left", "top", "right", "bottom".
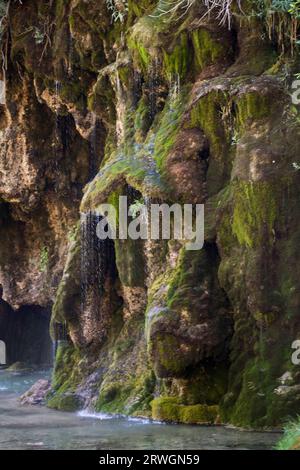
[
  {"left": 276, "top": 419, "right": 300, "bottom": 450},
  {"left": 174, "top": 365, "right": 229, "bottom": 406},
  {"left": 115, "top": 238, "right": 146, "bottom": 287},
  {"left": 153, "top": 333, "right": 189, "bottom": 376},
  {"left": 39, "top": 246, "right": 49, "bottom": 272},
  {"left": 127, "top": 0, "right": 157, "bottom": 20},
  {"left": 232, "top": 181, "right": 277, "bottom": 248},
  {"left": 221, "top": 317, "right": 300, "bottom": 428},
  {"left": 190, "top": 91, "right": 228, "bottom": 153},
  {"left": 60, "top": 79, "right": 87, "bottom": 112},
  {"left": 47, "top": 392, "right": 83, "bottom": 412},
  {"left": 55, "top": 0, "right": 68, "bottom": 24},
  {"left": 96, "top": 369, "right": 155, "bottom": 416},
  {"left": 96, "top": 383, "right": 131, "bottom": 413},
  {"left": 217, "top": 212, "right": 236, "bottom": 256},
  {"left": 51, "top": 342, "right": 82, "bottom": 393},
  {"left": 236, "top": 92, "right": 272, "bottom": 129},
  {"left": 147, "top": 242, "right": 230, "bottom": 378},
  {"left": 222, "top": 358, "right": 270, "bottom": 428},
  {"left": 151, "top": 397, "right": 180, "bottom": 421},
  {"left": 163, "top": 32, "right": 190, "bottom": 80},
  {"left": 134, "top": 95, "right": 151, "bottom": 141},
  {"left": 151, "top": 397, "right": 219, "bottom": 424},
  {"left": 118, "top": 65, "right": 131, "bottom": 85},
  {"left": 128, "top": 35, "right": 151, "bottom": 71},
  {"left": 192, "top": 28, "right": 228, "bottom": 71},
  {"left": 180, "top": 404, "right": 219, "bottom": 424},
  {"left": 7, "top": 362, "right": 31, "bottom": 372},
  {"left": 50, "top": 226, "right": 81, "bottom": 335},
  {"left": 153, "top": 86, "right": 189, "bottom": 171},
  {"left": 189, "top": 91, "right": 232, "bottom": 195},
  {"left": 82, "top": 88, "right": 191, "bottom": 212},
  {"left": 46, "top": 340, "right": 86, "bottom": 411}
]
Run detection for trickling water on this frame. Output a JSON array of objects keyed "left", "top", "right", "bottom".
[
  {"left": 79, "top": 211, "right": 118, "bottom": 344},
  {"left": 68, "top": 29, "right": 74, "bottom": 78},
  {"left": 149, "top": 57, "right": 160, "bottom": 121},
  {"left": 80, "top": 211, "right": 115, "bottom": 314},
  {"left": 52, "top": 340, "right": 57, "bottom": 364},
  {"left": 88, "top": 113, "right": 101, "bottom": 179},
  {"left": 115, "top": 70, "right": 126, "bottom": 145},
  {"left": 170, "top": 72, "right": 181, "bottom": 101},
  {"left": 53, "top": 80, "right": 61, "bottom": 186},
  {"left": 133, "top": 69, "right": 142, "bottom": 107}
]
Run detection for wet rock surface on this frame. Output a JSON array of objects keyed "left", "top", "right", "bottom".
[{"left": 20, "top": 379, "right": 51, "bottom": 406}]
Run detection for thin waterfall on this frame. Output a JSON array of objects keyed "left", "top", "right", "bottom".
[
  {"left": 53, "top": 80, "right": 61, "bottom": 187},
  {"left": 80, "top": 211, "right": 114, "bottom": 315},
  {"left": 89, "top": 113, "right": 101, "bottom": 179},
  {"left": 149, "top": 57, "right": 160, "bottom": 121},
  {"left": 52, "top": 321, "right": 68, "bottom": 362},
  {"left": 80, "top": 211, "right": 89, "bottom": 315},
  {"left": 68, "top": 28, "right": 74, "bottom": 78},
  {"left": 79, "top": 210, "right": 118, "bottom": 346},
  {"left": 170, "top": 72, "right": 181, "bottom": 102},
  {"left": 133, "top": 68, "right": 142, "bottom": 107}
]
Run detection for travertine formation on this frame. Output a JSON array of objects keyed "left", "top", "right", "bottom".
[{"left": 1, "top": 0, "right": 300, "bottom": 428}]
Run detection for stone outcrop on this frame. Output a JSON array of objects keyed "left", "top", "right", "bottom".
[{"left": 20, "top": 379, "right": 51, "bottom": 405}]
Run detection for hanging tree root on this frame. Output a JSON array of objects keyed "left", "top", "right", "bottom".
[{"left": 150, "top": 0, "right": 242, "bottom": 29}]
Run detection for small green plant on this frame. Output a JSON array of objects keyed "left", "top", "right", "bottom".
[
  {"left": 276, "top": 418, "right": 300, "bottom": 449},
  {"left": 231, "top": 129, "right": 239, "bottom": 145},
  {"left": 67, "top": 225, "right": 77, "bottom": 244},
  {"left": 270, "top": 0, "right": 292, "bottom": 12},
  {"left": 106, "top": 0, "right": 128, "bottom": 23},
  {"left": 0, "top": 0, "right": 8, "bottom": 40},
  {"left": 0, "top": 1, "right": 6, "bottom": 16},
  {"left": 289, "top": 0, "right": 300, "bottom": 17},
  {"left": 129, "top": 199, "right": 145, "bottom": 218},
  {"left": 270, "top": 0, "right": 300, "bottom": 16},
  {"left": 33, "top": 27, "right": 45, "bottom": 45},
  {"left": 39, "top": 246, "right": 49, "bottom": 272}
]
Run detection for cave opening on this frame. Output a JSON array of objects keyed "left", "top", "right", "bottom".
[{"left": 0, "top": 299, "right": 52, "bottom": 367}]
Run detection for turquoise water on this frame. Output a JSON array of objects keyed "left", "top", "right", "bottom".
[{"left": 0, "top": 370, "right": 280, "bottom": 450}]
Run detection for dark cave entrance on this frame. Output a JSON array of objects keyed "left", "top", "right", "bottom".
[{"left": 0, "top": 301, "right": 52, "bottom": 367}]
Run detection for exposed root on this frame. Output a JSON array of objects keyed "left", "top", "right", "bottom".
[{"left": 150, "top": 0, "right": 242, "bottom": 29}]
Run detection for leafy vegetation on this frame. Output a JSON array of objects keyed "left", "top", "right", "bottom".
[
  {"left": 150, "top": 0, "right": 300, "bottom": 27},
  {"left": 39, "top": 246, "right": 49, "bottom": 272},
  {"left": 106, "top": 0, "right": 129, "bottom": 23},
  {"left": 271, "top": 0, "right": 300, "bottom": 17},
  {"left": 276, "top": 418, "right": 300, "bottom": 449},
  {"left": 151, "top": 0, "right": 239, "bottom": 27}
]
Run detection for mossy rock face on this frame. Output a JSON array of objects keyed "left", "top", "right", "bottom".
[
  {"left": 7, "top": 362, "right": 32, "bottom": 372},
  {"left": 151, "top": 397, "right": 219, "bottom": 424},
  {"left": 169, "top": 364, "right": 229, "bottom": 406},
  {"left": 276, "top": 419, "right": 300, "bottom": 450},
  {"left": 51, "top": 342, "right": 84, "bottom": 393},
  {"left": 47, "top": 392, "right": 84, "bottom": 412},
  {"left": 50, "top": 2, "right": 300, "bottom": 428},
  {"left": 7, "top": 0, "right": 300, "bottom": 430},
  {"left": 115, "top": 238, "right": 146, "bottom": 288},
  {"left": 147, "top": 245, "right": 233, "bottom": 378}
]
